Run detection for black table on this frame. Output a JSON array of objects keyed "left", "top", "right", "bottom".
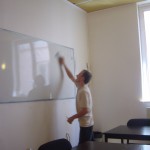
[
  {"left": 104, "top": 125, "right": 150, "bottom": 143},
  {"left": 71, "top": 141, "right": 150, "bottom": 150}
]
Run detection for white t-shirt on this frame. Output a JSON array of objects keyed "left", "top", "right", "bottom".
[{"left": 76, "top": 85, "right": 94, "bottom": 127}]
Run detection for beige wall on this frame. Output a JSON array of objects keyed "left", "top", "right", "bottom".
[
  {"left": 0, "top": 0, "right": 89, "bottom": 149},
  {"left": 88, "top": 4, "right": 146, "bottom": 132}
]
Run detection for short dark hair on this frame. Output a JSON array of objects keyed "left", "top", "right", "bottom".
[{"left": 82, "top": 70, "right": 92, "bottom": 84}]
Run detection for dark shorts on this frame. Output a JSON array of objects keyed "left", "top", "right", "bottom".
[{"left": 79, "top": 126, "right": 94, "bottom": 145}]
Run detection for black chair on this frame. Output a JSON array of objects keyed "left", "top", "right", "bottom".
[
  {"left": 127, "top": 118, "right": 150, "bottom": 127},
  {"left": 38, "top": 138, "right": 72, "bottom": 150},
  {"left": 127, "top": 118, "right": 150, "bottom": 144}
]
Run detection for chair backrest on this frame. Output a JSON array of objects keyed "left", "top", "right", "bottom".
[
  {"left": 127, "top": 118, "right": 150, "bottom": 127},
  {"left": 38, "top": 138, "right": 72, "bottom": 150}
]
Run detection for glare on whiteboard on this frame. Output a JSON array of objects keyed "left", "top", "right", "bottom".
[{"left": 1, "top": 63, "right": 6, "bottom": 70}]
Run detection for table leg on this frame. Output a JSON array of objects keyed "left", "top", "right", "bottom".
[{"left": 105, "top": 136, "right": 108, "bottom": 142}]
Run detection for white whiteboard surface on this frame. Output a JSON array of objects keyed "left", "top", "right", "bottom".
[{"left": 0, "top": 28, "right": 75, "bottom": 103}]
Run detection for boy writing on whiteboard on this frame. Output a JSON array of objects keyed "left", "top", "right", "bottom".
[{"left": 59, "top": 57, "right": 94, "bottom": 145}]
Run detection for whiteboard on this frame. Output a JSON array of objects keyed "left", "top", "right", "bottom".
[{"left": 0, "top": 28, "right": 75, "bottom": 103}]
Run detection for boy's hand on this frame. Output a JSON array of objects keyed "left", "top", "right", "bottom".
[
  {"left": 59, "top": 57, "right": 64, "bottom": 65},
  {"left": 67, "top": 116, "right": 74, "bottom": 124}
]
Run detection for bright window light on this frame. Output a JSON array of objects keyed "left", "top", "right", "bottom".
[{"left": 138, "top": 2, "right": 150, "bottom": 102}]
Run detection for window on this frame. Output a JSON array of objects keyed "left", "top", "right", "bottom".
[{"left": 138, "top": 2, "right": 150, "bottom": 102}]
